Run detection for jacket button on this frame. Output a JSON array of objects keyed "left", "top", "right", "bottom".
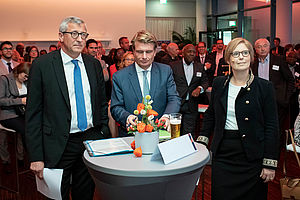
[
  {"left": 247, "top": 88, "right": 251, "bottom": 91},
  {"left": 246, "top": 100, "right": 250, "bottom": 104},
  {"left": 245, "top": 117, "right": 249, "bottom": 121},
  {"left": 242, "top": 134, "right": 246, "bottom": 138}
]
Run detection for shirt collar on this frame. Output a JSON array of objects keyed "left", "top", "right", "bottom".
[
  {"left": 183, "top": 58, "right": 193, "bottom": 66},
  {"left": 60, "top": 49, "right": 83, "bottom": 65},
  {"left": 1, "top": 58, "right": 11, "bottom": 65},
  {"left": 135, "top": 62, "right": 152, "bottom": 73},
  {"left": 258, "top": 54, "right": 270, "bottom": 63}
]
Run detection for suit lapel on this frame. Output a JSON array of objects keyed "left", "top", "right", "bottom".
[
  {"left": 150, "top": 63, "right": 159, "bottom": 99},
  {"left": 82, "top": 55, "right": 96, "bottom": 111},
  {"left": 129, "top": 64, "right": 143, "bottom": 102},
  {"left": 52, "top": 51, "right": 71, "bottom": 109},
  {"left": 178, "top": 60, "right": 188, "bottom": 87}
]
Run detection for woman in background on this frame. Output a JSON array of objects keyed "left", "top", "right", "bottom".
[
  {"left": 119, "top": 51, "right": 134, "bottom": 70},
  {"left": 25, "top": 46, "right": 39, "bottom": 63},
  {"left": 0, "top": 62, "right": 31, "bottom": 169},
  {"left": 197, "top": 38, "right": 279, "bottom": 200}
]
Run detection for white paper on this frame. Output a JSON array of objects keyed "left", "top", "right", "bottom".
[
  {"left": 84, "top": 138, "right": 133, "bottom": 156},
  {"left": 150, "top": 146, "right": 163, "bottom": 161},
  {"left": 272, "top": 65, "right": 279, "bottom": 71},
  {"left": 36, "top": 168, "right": 63, "bottom": 200},
  {"left": 156, "top": 134, "right": 198, "bottom": 165}
]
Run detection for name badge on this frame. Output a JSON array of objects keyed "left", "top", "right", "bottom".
[
  {"left": 272, "top": 65, "right": 279, "bottom": 71},
  {"left": 196, "top": 72, "right": 202, "bottom": 77},
  {"left": 295, "top": 72, "right": 300, "bottom": 77}
]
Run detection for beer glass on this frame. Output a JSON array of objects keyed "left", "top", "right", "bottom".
[{"left": 170, "top": 113, "right": 182, "bottom": 139}]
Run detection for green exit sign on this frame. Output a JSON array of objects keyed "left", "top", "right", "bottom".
[
  {"left": 229, "top": 21, "right": 236, "bottom": 27},
  {"left": 160, "top": 0, "right": 167, "bottom": 4}
]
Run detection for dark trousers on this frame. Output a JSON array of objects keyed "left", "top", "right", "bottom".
[
  {"left": 180, "top": 102, "right": 199, "bottom": 139},
  {"left": 55, "top": 132, "right": 95, "bottom": 200}
]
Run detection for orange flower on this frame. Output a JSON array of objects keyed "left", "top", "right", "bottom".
[
  {"left": 147, "top": 109, "right": 158, "bottom": 116},
  {"left": 145, "top": 124, "right": 154, "bottom": 132},
  {"left": 134, "top": 147, "right": 142, "bottom": 157},
  {"left": 137, "top": 103, "right": 145, "bottom": 112},
  {"left": 137, "top": 122, "right": 146, "bottom": 133},
  {"left": 131, "top": 141, "right": 135, "bottom": 150}
]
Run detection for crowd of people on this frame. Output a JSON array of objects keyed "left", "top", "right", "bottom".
[{"left": 0, "top": 15, "right": 299, "bottom": 199}]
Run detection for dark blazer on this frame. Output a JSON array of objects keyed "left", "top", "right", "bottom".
[
  {"left": 25, "top": 50, "right": 109, "bottom": 167},
  {"left": 251, "top": 54, "right": 295, "bottom": 108},
  {"left": 271, "top": 46, "right": 284, "bottom": 56},
  {"left": 160, "top": 54, "right": 180, "bottom": 65},
  {"left": 110, "top": 62, "right": 181, "bottom": 135},
  {"left": 198, "top": 74, "right": 279, "bottom": 168},
  {"left": 170, "top": 60, "right": 209, "bottom": 112},
  {"left": 0, "top": 73, "right": 24, "bottom": 120}
]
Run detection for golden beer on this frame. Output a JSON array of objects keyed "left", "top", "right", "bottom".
[{"left": 170, "top": 120, "right": 181, "bottom": 139}]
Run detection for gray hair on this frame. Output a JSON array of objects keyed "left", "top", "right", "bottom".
[
  {"left": 254, "top": 38, "right": 270, "bottom": 48},
  {"left": 59, "top": 16, "right": 86, "bottom": 32}
]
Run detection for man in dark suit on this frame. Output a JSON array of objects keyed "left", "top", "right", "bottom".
[
  {"left": 25, "top": 16, "right": 109, "bottom": 200},
  {"left": 160, "top": 43, "right": 180, "bottom": 65},
  {"left": 208, "top": 39, "right": 225, "bottom": 82},
  {"left": 252, "top": 38, "right": 294, "bottom": 138},
  {"left": 270, "top": 37, "right": 284, "bottom": 56},
  {"left": 110, "top": 30, "right": 181, "bottom": 136},
  {"left": 170, "top": 44, "right": 208, "bottom": 138}
]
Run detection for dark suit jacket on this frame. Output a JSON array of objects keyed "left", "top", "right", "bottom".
[
  {"left": 251, "top": 54, "right": 295, "bottom": 108},
  {"left": 170, "top": 60, "right": 209, "bottom": 112},
  {"left": 25, "top": 50, "right": 109, "bottom": 167},
  {"left": 160, "top": 54, "right": 180, "bottom": 65},
  {"left": 271, "top": 46, "right": 284, "bottom": 56},
  {"left": 110, "top": 62, "right": 181, "bottom": 136},
  {"left": 199, "top": 74, "right": 279, "bottom": 168}
]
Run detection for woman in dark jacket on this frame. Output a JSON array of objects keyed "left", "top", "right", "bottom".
[
  {"left": 197, "top": 38, "right": 279, "bottom": 200},
  {"left": 0, "top": 62, "right": 31, "bottom": 166}
]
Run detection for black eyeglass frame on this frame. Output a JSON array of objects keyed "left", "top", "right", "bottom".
[
  {"left": 231, "top": 50, "right": 250, "bottom": 58},
  {"left": 62, "top": 31, "right": 89, "bottom": 39}
]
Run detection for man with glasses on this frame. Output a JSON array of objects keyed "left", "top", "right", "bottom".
[
  {"left": 25, "top": 16, "right": 109, "bottom": 200},
  {"left": 196, "top": 42, "right": 214, "bottom": 86},
  {"left": 0, "top": 41, "right": 20, "bottom": 173},
  {"left": 111, "top": 30, "right": 181, "bottom": 137},
  {"left": 251, "top": 38, "right": 294, "bottom": 146}
]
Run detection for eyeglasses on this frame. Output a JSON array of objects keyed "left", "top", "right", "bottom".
[
  {"left": 231, "top": 50, "right": 250, "bottom": 58},
  {"left": 125, "top": 58, "right": 135, "bottom": 61},
  {"left": 2, "top": 47, "right": 13, "bottom": 51},
  {"left": 62, "top": 31, "right": 89, "bottom": 39}
]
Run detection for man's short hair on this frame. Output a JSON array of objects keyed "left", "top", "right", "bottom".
[
  {"left": 182, "top": 44, "right": 195, "bottom": 53},
  {"left": 254, "top": 38, "right": 270, "bottom": 48},
  {"left": 119, "top": 37, "right": 128, "bottom": 45},
  {"left": 0, "top": 41, "right": 13, "bottom": 50},
  {"left": 86, "top": 39, "right": 97, "bottom": 48},
  {"left": 295, "top": 44, "right": 300, "bottom": 51},
  {"left": 198, "top": 42, "right": 206, "bottom": 47},
  {"left": 59, "top": 16, "right": 85, "bottom": 32},
  {"left": 131, "top": 30, "right": 157, "bottom": 50},
  {"left": 49, "top": 44, "right": 57, "bottom": 50},
  {"left": 274, "top": 37, "right": 281, "bottom": 43}
]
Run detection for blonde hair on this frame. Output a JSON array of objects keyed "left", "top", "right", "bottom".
[
  {"left": 224, "top": 37, "right": 254, "bottom": 64},
  {"left": 131, "top": 30, "right": 157, "bottom": 50},
  {"left": 119, "top": 51, "right": 134, "bottom": 69}
]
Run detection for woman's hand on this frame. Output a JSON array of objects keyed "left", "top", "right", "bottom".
[
  {"left": 260, "top": 168, "right": 275, "bottom": 183},
  {"left": 21, "top": 97, "right": 26, "bottom": 105}
]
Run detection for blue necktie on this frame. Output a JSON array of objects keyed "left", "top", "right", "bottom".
[
  {"left": 71, "top": 60, "right": 87, "bottom": 131},
  {"left": 143, "top": 70, "right": 150, "bottom": 98}
]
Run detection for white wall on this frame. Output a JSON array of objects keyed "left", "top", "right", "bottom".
[
  {"left": 0, "top": 0, "right": 145, "bottom": 49},
  {"left": 146, "top": 0, "right": 196, "bottom": 18}
]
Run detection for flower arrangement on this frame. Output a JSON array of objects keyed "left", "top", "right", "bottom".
[{"left": 127, "top": 95, "right": 167, "bottom": 134}]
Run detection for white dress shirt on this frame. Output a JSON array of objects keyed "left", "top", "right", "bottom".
[
  {"left": 258, "top": 54, "right": 270, "bottom": 81},
  {"left": 183, "top": 59, "right": 194, "bottom": 100},
  {"left": 135, "top": 63, "right": 152, "bottom": 97},
  {"left": 60, "top": 50, "right": 93, "bottom": 133},
  {"left": 1, "top": 58, "right": 16, "bottom": 72}
]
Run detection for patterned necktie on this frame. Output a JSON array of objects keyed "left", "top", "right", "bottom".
[
  {"left": 7, "top": 62, "right": 12, "bottom": 73},
  {"left": 143, "top": 70, "right": 150, "bottom": 98},
  {"left": 71, "top": 59, "right": 87, "bottom": 131}
]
